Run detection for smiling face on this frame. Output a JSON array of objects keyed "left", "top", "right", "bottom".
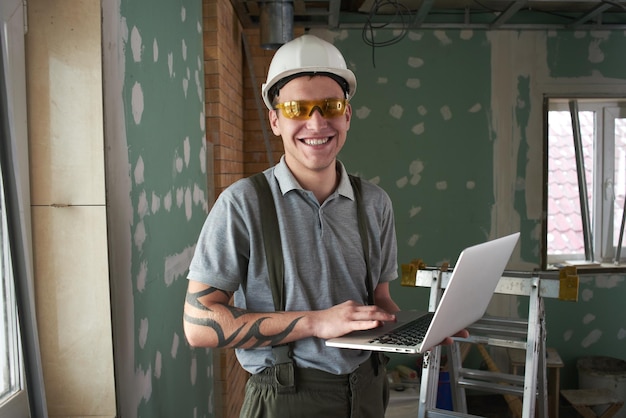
[{"left": 269, "top": 75, "right": 352, "bottom": 181}]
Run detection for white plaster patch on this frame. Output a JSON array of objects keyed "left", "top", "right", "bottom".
[
  {"left": 406, "top": 78, "right": 420, "bottom": 89},
  {"left": 389, "top": 104, "right": 403, "bottom": 119},
  {"left": 377, "top": 77, "right": 388, "bottom": 84},
  {"left": 155, "top": 351, "right": 162, "bottom": 379},
  {"left": 582, "top": 288, "right": 594, "bottom": 302},
  {"left": 171, "top": 333, "right": 180, "bottom": 359},
  {"left": 588, "top": 39, "right": 605, "bottom": 63},
  {"left": 181, "top": 5, "right": 186, "bottom": 22},
  {"left": 369, "top": 176, "right": 381, "bottom": 185},
  {"left": 121, "top": 17, "right": 129, "bottom": 43},
  {"left": 175, "top": 152, "right": 184, "bottom": 173},
  {"left": 409, "top": 206, "right": 421, "bottom": 217},
  {"left": 153, "top": 38, "right": 158, "bottom": 62},
  {"left": 191, "top": 355, "right": 197, "bottom": 386},
  {"left": 595, "top": 275, "right": 624, "bottom": 288},
  {"left": 182, "top": 39, "right": 188, "bottom": 61},
  {"left": 137, "top": 190, "right": 149, "bottom": 218},
  {"left": 563, "top": 330, "right": 573, "bottom": 341},
  {"left": 460, "top": 30, "right": 473, "bottom": 40},
  {"left": 176, "top": 187, "right": 184, "bottom": 208},
  {"left": 164, "top": 190, "right": 173, "bottom": 212},
  {"left": 151, "top": 192, "right": 161, "bottom": 214},
  {"left": 408, "top": 31, "right": 422, "bottom": 41},
  {"left": 134, "top": 364, "right": 152, "bottom": 409},
  {"left": 184, "top": 136, "right": 191, "bottom": 167},
  {"left": 356, "top": 106, "right": 371, "bottom": 119},
  {"left": 134, "top": 155, "right": 145, "bottom": 185},
  {"left": 590, "top": 30, "right": 610, "bottom": 40},
  {"left": 618, "top": 328, "right": 626, "bottom": 340},
  {"left": 137, "top": 260, "right": 147, "bottom": 292},
  {"left": 581, "top": 329, "right": 602, "bottom": 348},
  {"left": 168, "top": 52, "right": 174, "bottom": 77},
  {"left": 436, "top": 181, "right": 448, "bottom": 190},
  {"left": 468, "top": 103, "right": 482, "bottom": 113},
  {"left": 131, "top": 26, "right": 142, "bottom": 62},
  {"left": 409, "top": 160, "right": 424, "bottom": 185},
  {"left": 193, "top": 183, "right": 207, "bottom": 211},
  {"left": 582, "top": 313, "right": 595, "bottom": 324},
  {"left": 440, "top": 105, "right": 452, "bottom": 120},
  {"left": 134, "top": 220, "right": 146, "bottom": 251},
  {"left": 183, "top": 77, "right": 188, "bottom": 98},
  {"left": 411, "top": 122, "right": 425, "bottom": 135},
  {"left": 408, "top": 57, "right": 424, "bottom": 68},
  {"left": 185, "top": 187, "right": 193, "bottom": 220},
  {"left": 131, "top": 82, "right": 144, "bottom": 124},
  {"left": 466, "top": 181, "right": 475, "bottom": 189},
  {"left": 396, "top": 176, "right": 408, "bottom": 188},
  {"left": 197, "top": 20, "right": 202, "bottom": 33},
  {"left": 408, "top": 234, "right": 419, "bottom": 246},
  {"left": 164, "top": 245, "right": 196, "bottom": 287},
  {"left": 195, "top": 69, "right": 202, "bottom": 102},
  {"left": 138, "top": 317, "right": 149, "bottom": 349},
  {"left": 417, "top": 106, "right": 427, "bottom": 116},
  {"left": 199, "top": 139, "right": 207, "bottom": 174},
  {"left": 434, "top": 30, "right": 452, "bottom": 45}
]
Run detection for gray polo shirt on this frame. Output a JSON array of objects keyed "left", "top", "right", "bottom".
[{"left": 188, "top": 156, "right": 398, "bottom": 375}]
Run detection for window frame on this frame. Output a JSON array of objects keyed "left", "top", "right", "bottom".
[{"left": 544, "top": 96, "right": 626, "bottom": 269}]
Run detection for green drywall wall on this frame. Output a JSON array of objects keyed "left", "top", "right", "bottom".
[
  {"left": 120, "top": 0, "right": 213, "bottom": 416},
  {"left": 325, "top": 28, "right": 626, "bottom": 385}
]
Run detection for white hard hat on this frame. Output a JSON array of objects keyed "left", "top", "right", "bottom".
[{"left": 261, "top": 34, "right": 357, "bottom": 110}]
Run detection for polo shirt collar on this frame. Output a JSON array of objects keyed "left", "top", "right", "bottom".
[{"left": 273, "top": 155, "right": 356, "bottom": 201}]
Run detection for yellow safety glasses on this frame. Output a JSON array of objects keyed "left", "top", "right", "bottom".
[{"left": 274, "top": 98, "right": 348, "bottom": 120}]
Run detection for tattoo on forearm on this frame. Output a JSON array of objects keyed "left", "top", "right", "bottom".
[
  {"left": 185, "top": 287, "right": 230, "bottom": 310},
  {"left": 184, "top": 309, "right": 304, "bottom": 348}
]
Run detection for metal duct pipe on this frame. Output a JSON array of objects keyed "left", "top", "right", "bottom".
[{"left": 260, "top": 0, "right": 294, "bottom": 50}]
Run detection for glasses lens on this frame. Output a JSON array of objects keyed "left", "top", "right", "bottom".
[{"left": 276, "top": 99, "right": 347, "bottom": 120}]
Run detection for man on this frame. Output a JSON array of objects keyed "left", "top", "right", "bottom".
[{"left": 184, "top": 34, "right": 462, "bottom": 417}]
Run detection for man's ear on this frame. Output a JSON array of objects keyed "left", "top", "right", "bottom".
[{"left": 269, "top": 109, "right": 281, "bottom": 136}]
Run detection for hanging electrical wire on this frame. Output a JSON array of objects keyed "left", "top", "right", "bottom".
[{"left": 361, "top": 0, "right": 412, "bottom": 67}]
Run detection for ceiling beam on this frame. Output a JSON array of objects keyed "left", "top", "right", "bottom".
[{"left": 490, "top": 0, "right": 528, "bottom": 29}]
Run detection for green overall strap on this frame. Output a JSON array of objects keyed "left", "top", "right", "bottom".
[
  {"left": 250, "top": 173, "right": 285, "bottom": 313},
  {"left": 349, "top": 174, "right": 382, "bottom": 375},
  {"left": 348, "top": 174, "right": 375, "bottom": 306},
  {"left": 250, "top": 172, "right": 293, "bottom": 377}
]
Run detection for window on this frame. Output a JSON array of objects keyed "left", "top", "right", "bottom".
[
  {"left": 0, "top": 169, "right": 26, "bottom": 414},
  {"left": 546, "top": 98, "right": 626, "bottom": 267}
]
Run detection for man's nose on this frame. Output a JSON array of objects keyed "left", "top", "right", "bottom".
[
  {"left": 305, "top": 107, "right": 327, "bottom": 127},
  {"left": 307, "top": 105, "right": 324, "bottom": 118}
]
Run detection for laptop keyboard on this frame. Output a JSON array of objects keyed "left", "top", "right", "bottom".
[{"left": 369, "top": 313, "right": 434, "bottom": 346}]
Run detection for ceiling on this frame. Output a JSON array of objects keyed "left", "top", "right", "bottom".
[{"left": 230, "top": 0, "right": 626, "bottom": 31}]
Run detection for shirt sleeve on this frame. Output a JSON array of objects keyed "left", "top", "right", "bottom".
[{"left": 187, "top": 181, "right": 252, "bottom": 292}]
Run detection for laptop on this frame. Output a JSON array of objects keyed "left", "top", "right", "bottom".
[{"left": 325, "top": 232, "right": 520, "bottom": 354}]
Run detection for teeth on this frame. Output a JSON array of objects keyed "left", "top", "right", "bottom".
[{"left": 303, "top": 138, "right": 329, "bottom": 145}]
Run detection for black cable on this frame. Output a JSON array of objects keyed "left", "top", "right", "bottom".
[{"left": 361, "top": 0, "right": 411, "bottom": 67}]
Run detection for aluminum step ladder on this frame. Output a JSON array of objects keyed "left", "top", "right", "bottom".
[{"left": 400, "top": 262, "right": 579, "bottom": 418}]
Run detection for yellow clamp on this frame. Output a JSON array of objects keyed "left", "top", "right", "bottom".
[
  {"left": 559, "top": 265, "right": 579, "bottom": 302},
  {"left": 401, "top": 259, "right": 426, "bottom": 287}
]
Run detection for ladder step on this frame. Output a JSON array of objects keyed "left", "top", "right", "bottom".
[
  {"left": 458, "top": 368, "right": 525, "bottom": 385},
  {"left": 457, "top": 378, "right": 525, "bottom": 396},
  {"left": 454, "top": 336, "right": 529, "bottom": 349},
  {"left": 426, "top": 409, "right": 485, "bottom": 418}
]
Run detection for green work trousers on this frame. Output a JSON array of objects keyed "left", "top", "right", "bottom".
[{"left": 239, "top": 355, "right": 390, "bottom": 418}]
